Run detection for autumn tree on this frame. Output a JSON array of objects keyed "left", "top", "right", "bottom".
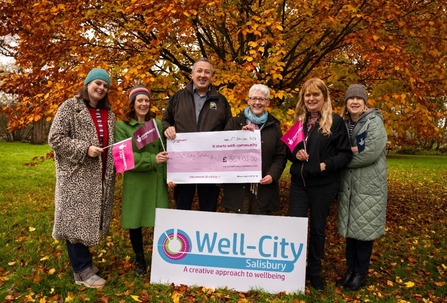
[
  {"left": 1, "top": 0, "right": 446, "bottom": 147},
  {"left": 0, "top": 59, "right": 31, "bottom": 141}
]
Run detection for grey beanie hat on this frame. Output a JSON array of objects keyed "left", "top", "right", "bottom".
[{"left": 344, "top": 84, "right": 367, "bottom": 103}]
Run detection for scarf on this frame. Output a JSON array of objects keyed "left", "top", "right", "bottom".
[
  {"left": 307, "top": 111, "right": 320, "bottom": 132},
  {"left": 244, "top": 106, "right": 268, "bottom": 130},
  {"left": 243, "top": 106, "right": 268, "bottom": 195}
]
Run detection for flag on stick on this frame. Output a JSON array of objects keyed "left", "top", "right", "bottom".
[
  {"left": 133, "top": 119, "right": 164, "bottom": 150},
  {"left": 281, "top": 119, "right": 305, "bottom": 152},
  {"left": 112, "top": 138, "right": 135, "bottom": 173}
]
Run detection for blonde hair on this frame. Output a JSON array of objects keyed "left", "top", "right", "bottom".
[{"left": 293, "top": 78, "right": 333, "bottom": 136}]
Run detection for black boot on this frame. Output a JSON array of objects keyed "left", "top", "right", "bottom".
[
  {"left": 309, "top": 275, "right": 325, "bottom": 290},
  {"left": 344, "top": 273, "right": 366, "bottom": 290},
  {"left": 135, "top": 253, "right": 147, "bottom": 277},
  {"left": 336, "top": 267, "right": 354, "bottom": 286}
]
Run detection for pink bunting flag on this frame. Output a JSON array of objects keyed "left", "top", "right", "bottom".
[
  {"left": 133, "top": 119, "right": 161, "bottom": 150},
  {"left": 112, "top": 138, "right": 135, "bottom": 173},
  {"left": 281, "top": 119, "right": 305, "bottom": 152}
]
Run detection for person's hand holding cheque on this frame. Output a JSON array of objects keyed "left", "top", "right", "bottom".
[{"left": 242, "top": 122, "right": 256, "bottom": 131}]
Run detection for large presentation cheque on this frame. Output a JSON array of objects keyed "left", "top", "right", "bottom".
[{"left": 167, "top": 130, "right": 262, "bottom": 184}]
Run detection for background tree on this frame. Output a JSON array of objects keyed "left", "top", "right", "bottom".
[
  {"left": 0, "top": 60, "right": 33, "bottom": 142},
  {"left": 1, "top": 0, "right": 446, "bottom": 147}
]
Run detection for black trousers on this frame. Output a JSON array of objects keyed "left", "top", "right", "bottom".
[
  {"left": 129, "top": 227, "right": 144, "bottom": 255},
  {"left": 174, "top": 183, "right": 220, "bottom": 211},
  {"left": 289, "top": 181, "right": 338, "bottom": 277},
  {"left": 345, "top": 237, "right": 374, "bottom": 274}
]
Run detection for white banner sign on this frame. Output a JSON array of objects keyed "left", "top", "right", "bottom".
[
  {"left": 167, "top": 130, "right": 262, "bottom": 184},
  {"left": 150, "top": 209, "right": 308, "bottom": 294}
]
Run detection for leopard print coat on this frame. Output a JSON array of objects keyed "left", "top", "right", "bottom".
[{"left": 48, "top": 96, "right": 115, "bottom": 246}]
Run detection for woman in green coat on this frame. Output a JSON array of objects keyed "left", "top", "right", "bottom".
[
  {"left": 337, "top": 84, "right": 388, "bottom": 291},
  {"left": 115, "top": 84, "right": 170, "bottom": 276}
]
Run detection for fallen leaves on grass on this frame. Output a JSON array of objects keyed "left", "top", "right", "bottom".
[{"left": 1, "top": 156, "right": 447, "bottom": 302}]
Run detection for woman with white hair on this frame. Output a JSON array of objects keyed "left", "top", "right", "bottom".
[{"left": 220, "top": 84, "right": 287, "bottom": 214}]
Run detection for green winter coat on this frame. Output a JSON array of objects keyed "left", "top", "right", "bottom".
[
  {"left": 115, "top": 118, "right": 168, "bottom": 229},
  {"left": 338, "top": 109, "right": 388, "bottom": 241}
]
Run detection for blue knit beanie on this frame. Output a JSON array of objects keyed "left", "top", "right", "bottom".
[{"left": 84, "top": 68, "right": 110, "bottom": 86}]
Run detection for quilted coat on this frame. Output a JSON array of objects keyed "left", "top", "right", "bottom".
[
  {"left": 48, "top": 96, "right": 115, "bottom": 246},
  {"left": 338, "top": 108, "right": 388, "bottom": 241},
  {"left": 115, "top": 118, "right": 168, "bottom": 229}
]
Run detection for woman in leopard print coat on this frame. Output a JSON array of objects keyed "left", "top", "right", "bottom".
[{"left": 48, "top": 68, "right": 115, "bottom": 288}]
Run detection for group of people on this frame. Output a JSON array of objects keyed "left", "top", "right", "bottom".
[{"left": 48, "top": 59, "right": 388, "bottom": 291}]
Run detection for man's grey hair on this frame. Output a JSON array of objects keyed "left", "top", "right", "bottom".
[{"left": 192, "top": 58, "right": 214, "bottom": 74}]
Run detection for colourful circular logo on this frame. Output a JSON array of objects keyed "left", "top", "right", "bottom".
[{"left": 158, "top": 229, "right": 191, "bottom": 261}]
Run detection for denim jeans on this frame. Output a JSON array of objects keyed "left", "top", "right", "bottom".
[
  {"left": 289, "top": 181, "right": 338, "bottom": 276},
  {"left": 66, "top": 240, "right": 92, "bottom": 273}
]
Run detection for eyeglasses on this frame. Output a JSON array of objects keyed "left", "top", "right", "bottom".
[{"left": 249, "top": 97, "right": 268, "bottom": 103}]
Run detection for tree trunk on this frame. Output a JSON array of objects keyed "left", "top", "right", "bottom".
[{"left": 31, "top": 119, "right": 44, "bottom": 144}]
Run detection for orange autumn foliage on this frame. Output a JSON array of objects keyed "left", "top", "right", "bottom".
[{"left": 1, "top": 0, "right": 446, "bottom": 146}]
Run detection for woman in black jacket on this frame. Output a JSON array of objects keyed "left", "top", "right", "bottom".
[
  {"left": 221, "top": 84, "right": 287, "bottom": 214},
  {"left": 287, "top": 78, "right": 352, "bottom": 290}
]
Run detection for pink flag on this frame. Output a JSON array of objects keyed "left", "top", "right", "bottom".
[
  {"left": 133, "top": 119, "right": 161, "bottom": 150},
  {"left": 281, "top": 119, "right": 305, "bottom": 152},
  {"left": 112, "top": 138, "right": 135, "bottom": 173}
]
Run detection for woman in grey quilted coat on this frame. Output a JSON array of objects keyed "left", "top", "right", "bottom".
[
  {"left": 337, "top": 84, "right": 388, "bottom": 291},
  {"left": 48, "top": 68, "right": 115, "bottom": 288}
]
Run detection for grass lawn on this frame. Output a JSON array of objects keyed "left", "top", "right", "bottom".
[{"left": 0, "top": 142, "right": 446, "bottom": 302}]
